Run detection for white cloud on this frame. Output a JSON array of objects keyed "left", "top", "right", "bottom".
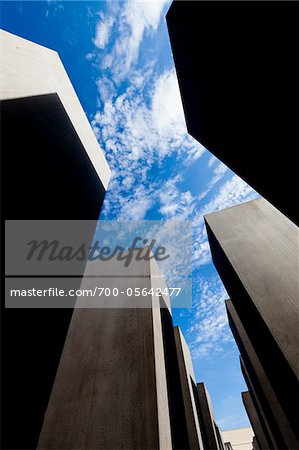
[
  {"left": 92, "top": 67, "right": 204, "bottom": 219},
  {"left": 117, "top": 185, "right": 153, "bottom": 220},
  {"left": 198, "top": 161, "right": 228, "bottom": 201},
  {"left": 88, "top": 1, "right": 207, "bottom": 221},
  {"left": 187, "top": 276, "right": 234, "bottom": 359},
  {"left": 151, "top": 70, "right": 185, "bottom": 135},
  {"left": 184, "top": 144, "right": 206, "bottom": 165},
  {"left": 193, "top": 239, "right": 211, "bottom": 267},
  {"left": 200, "top": 175, "right": 260, "bottom": 217},
  {"left": 159, "top": 175, "right": 195, "bottom": 219},
  {"left": 97, "top": 0, "right": 169, "bottom": 82},
  {"left": 93, "top": 16, "right": 114, "bottom": 49},
  {"left": 96, "top": 76, "right": 117, "bottom": 104},
  {"left": 208, "top": 154, "right": 217, "bottom": 167},
  {"left": 85, "top": 52, "right": 95, "bottom": 61},
  {"left": 45, "top": 0, "right": 64, "bottom": 18}
]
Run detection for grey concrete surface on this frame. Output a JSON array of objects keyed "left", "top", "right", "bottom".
[
  {"left": 205, "top": 198, "right": 299, "bottom": 442},
  {"left": 37, "top": 251, "right": 172, "bottom": 449}
]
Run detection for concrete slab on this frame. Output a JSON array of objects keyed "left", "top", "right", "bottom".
[{"left": 205, "top": 198, "right": 299, "bottom": 442}]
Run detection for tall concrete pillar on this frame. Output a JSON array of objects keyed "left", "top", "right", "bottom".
[
  {"left": 174, "top": 326, "right": 204, "bottom": 450},
  {"left": 205, "top": 199, "right": 299, "bottom": 448},
  {"left": 226, "top": 297, "right": 297, "bottom": 449},
  {"left": 242, "top": 391, "right": 270, "bottom": 450},
  {"left": 37, "top": 252, "right": 172, "bottom": 449},
  {"left": 159, "top": 306, "right": 191, "bottom": 449},
  {"left": 1, "top": 29, "right": 111, "bottom": 450},
  {"left": 196, "top": 382, "right": 224, "bottom": 450}
]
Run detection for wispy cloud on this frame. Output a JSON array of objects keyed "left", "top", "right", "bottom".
[
  {"left": 198, "top": 161, "right": 228, "bottom": 201},
  {"left": 116, "top": 184, "right": 154, "bottom": 220},
  {"left": 87, "top": 1, "right": 210, "bottom": 220},
  {"left": 91, "top": 63, "right": 203, "bottom": 219},
  {"left": 45, "top": 0, "right": 64, "bottom": 18},
  {"left": 159, "top": 175, "right": 195, "bottom": 219},
  {"left": 187, "top": 276, "right": 233, "bottom": 359},
  {"left": 93, "top": 14, "right": 114, "bottom": 49},
  {"left": 208, "top": 155, "right": 217, "bottom": 167},
  {"left": 200, "top": 174, "right": 260, "bottom": 217},
  {"left": 97, "top": 0, "right": 169, "bottom": 82}
]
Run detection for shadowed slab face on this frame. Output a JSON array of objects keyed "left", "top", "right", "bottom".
[
  {"left": 196, "top": 383, "right": 221, "bottom": 450},
  {"left": 242, "top": 391, "right": 270, "bottom": 450},
  {"left": 1, "top": 94, "right": 106, "bottom": 449},
  {"left": 167, "top": 1, "right": 298, "bottom": 224},
  {"left": 1, "top": 93, "right": 105, "bottom": 220},
  {"left": 226, "top": 299, "right": 298, "bottom": 449}
]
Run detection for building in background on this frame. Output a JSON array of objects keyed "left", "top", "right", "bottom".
[
  {"left": 221, "top": 427, "right": 255, "bottom": 450},
  {"left": 205, "top": 198, "right": 299, "bottom": 449},
  {"left": 166, "top": 1, "right": 298, "bottom": 224},
  {"left": 1, "top": 29, "right": 111, "bottom": 450}
]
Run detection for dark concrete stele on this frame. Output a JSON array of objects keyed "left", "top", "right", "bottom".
[
  {"left": 226, "top": 299, "right": 297, "bottom": 449},
  {"left": 167, "top": 1, "right": 298, "bottom": 224},
  {"left": 242, "top": 391, "right": 270, "bottom": 450},
  {"left": 196, "top": 382, "right": 224, "bottom": 450}
]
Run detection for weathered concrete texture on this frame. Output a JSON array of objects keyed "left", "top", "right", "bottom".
[
  {"left": 37, "top": 252, "right": 172, "bottom": 450},
  {"left": 174, "top": 327, "right": 204, "bottom": 450},
  {"left": 226, "top": 299, "right": 297, "bottom": 449},
  {"left": 242, "top": 391, "right": 270, "bottom": 450},
  {"left": 166, "top": 1, "right": 297, "bottom": 224},
  {"left": 196, "top": 383, "right": 223, "bottom": 450},
  {"left": 205, "top": 198, "right": 299, "bottom": 443}
]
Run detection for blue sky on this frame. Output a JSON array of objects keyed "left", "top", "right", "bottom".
[{"left": 1, "top": 0, "right": 260, "bottom": 430}]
